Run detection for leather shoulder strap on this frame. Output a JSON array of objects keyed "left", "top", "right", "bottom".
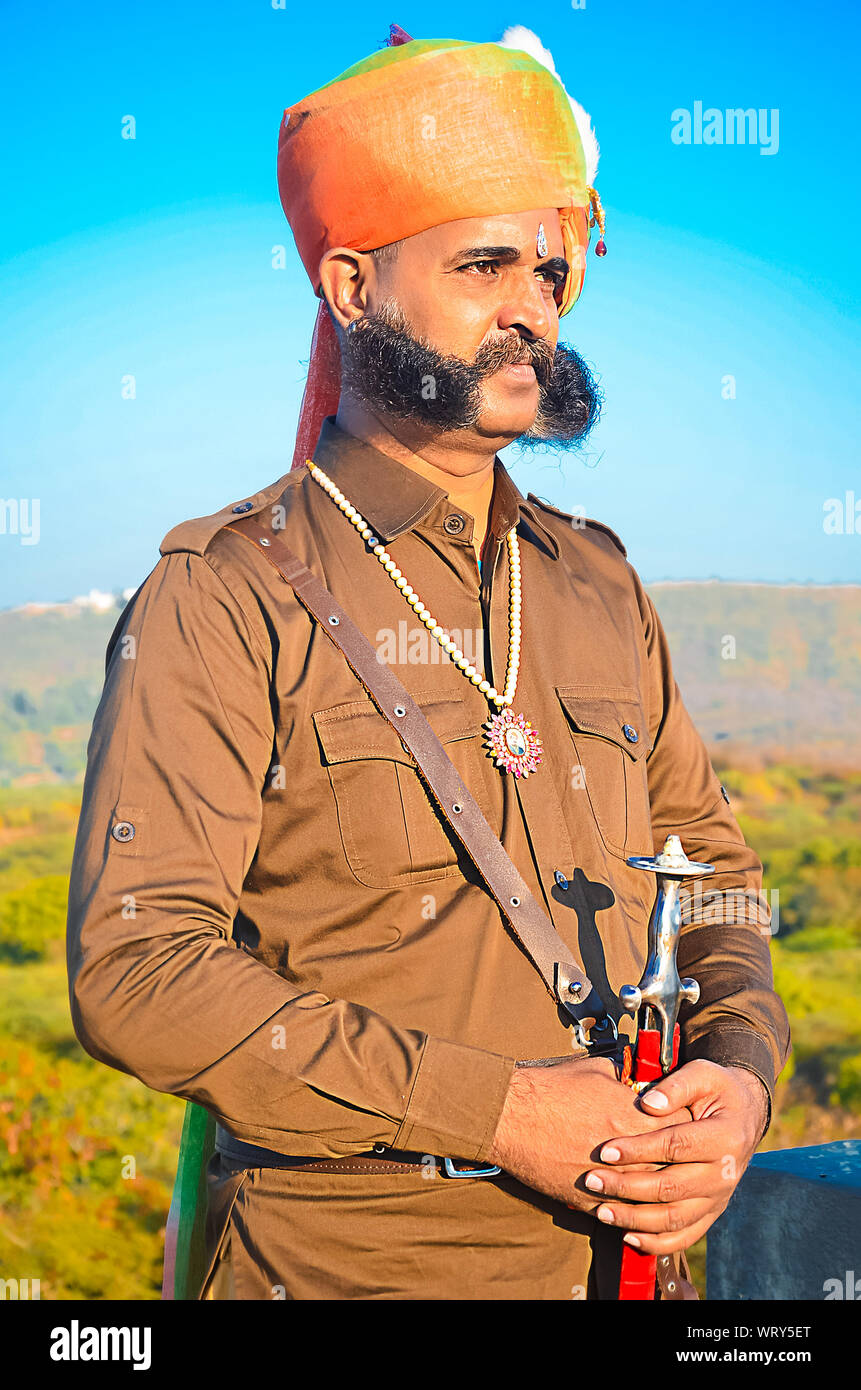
[{"left": 227, "top": 516, "right": 612, "bottom": 1040}]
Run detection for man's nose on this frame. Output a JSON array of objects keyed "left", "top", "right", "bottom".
[{"left": 495, "top": 272, "right": 555, "bottom": 342}]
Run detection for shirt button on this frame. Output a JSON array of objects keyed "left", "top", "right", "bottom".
[
  {"left": 232, "top": 502, "right": 253, "bottom": 514},
  {"left": 111, "top": 820, "right": 135, "bottom": 842},
  {"left": 622, "top": 724, "right": 639, "bottom": 743},
  {"left": 443, "top": 514, "right": 466, "bottom": 535}
]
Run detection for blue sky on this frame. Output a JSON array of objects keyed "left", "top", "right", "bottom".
[{"left": 1, "top": 0, "right": 859, "bottom": 607}]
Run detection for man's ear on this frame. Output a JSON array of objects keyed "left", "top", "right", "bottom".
[{"left": 318, "top": 247, "right": 374, "bottom": 332}]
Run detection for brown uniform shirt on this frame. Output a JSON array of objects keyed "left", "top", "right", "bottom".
[{"left": 67, "top": 416, "right": 790, "bottom": 1178}]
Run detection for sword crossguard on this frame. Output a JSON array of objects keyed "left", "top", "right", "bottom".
[{"left": 621, "top": 834, "right": 714, "bottom": 1074}]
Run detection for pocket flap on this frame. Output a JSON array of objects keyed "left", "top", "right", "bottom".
[
  {"left": 313, "top": 693, "right": 479, "bottom": 767},
  {"left": 556, "top": 686, "right": 651, "bottom": 762}
]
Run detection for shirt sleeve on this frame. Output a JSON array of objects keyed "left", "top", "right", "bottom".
[
  {"left": 66, "top": 549, "right": 515, "bottom": 1161},
  {"left": 631, "top": 567, "right": 791, "bottom": 1131}
]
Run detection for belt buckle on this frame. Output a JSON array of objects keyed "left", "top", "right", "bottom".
[{"left": 442, "top": 1158, "right": 502, "bottom": 1178}]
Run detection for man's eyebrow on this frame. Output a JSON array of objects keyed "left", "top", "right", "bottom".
[{"left": 443, "top": 245, "right": 570, "bottom": 276}]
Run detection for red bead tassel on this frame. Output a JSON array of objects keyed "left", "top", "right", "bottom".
[{"left": 587, "top": 185, "right": 607, "bottom": 257}]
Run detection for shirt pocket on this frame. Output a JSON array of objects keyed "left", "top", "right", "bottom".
[
  {"left": 556, "top": 686, "right": 654, "bottom": 860},
  {"left": 312, "top": 693, "right": 489, "bottom": 889}
]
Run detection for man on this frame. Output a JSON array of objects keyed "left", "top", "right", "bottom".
[{"left": 66, "top": 26, "right": 790, "bottom": 1300}]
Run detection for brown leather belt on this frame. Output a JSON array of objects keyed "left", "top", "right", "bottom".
[
  {"left": 215, "top": 1130, "right": 695, "bottom": 1298},
  {"left": 215, "top": 1126, "right": 497, "bottom": 1177}
]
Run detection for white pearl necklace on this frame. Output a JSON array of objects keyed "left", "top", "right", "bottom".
[
  {"left": 308, "top": 459, "right": 520, "bottom": 707},
  {"left": 307, "top": 459, "right": 543, "bottom": 777}
]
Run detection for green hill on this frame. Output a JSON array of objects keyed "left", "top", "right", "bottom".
[{"left": 648, "top": 582, "right": 861, "bottom": 769}]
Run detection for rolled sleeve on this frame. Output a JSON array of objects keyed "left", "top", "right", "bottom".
[{"left": 393, "top": 1036, "right": 517, "bottom": 1163}]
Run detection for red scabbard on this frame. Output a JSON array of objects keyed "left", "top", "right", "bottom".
[{"left": 617, "top": 1023, "right": 680, "bottom": 1300}]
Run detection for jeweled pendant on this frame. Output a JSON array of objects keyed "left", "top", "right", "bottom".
[{"left": 483, "top": 708, "right": 543, "bottom": 777}]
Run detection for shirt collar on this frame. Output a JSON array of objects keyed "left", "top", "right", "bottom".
[{"left": 308, "top": 416, "right": 560, "bottom": 560}]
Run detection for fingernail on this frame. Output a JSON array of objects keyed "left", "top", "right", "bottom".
[
  {"left": 623, "top": 1234, "right": 641, "bottom": 1248},
  {"left": 643, "top": 1089, "right": 669, "bottom": 1109},
  {"left": 600, "top": 1146, "right": 621, "bottom": 1163},
  {"left": 585, "top": 1173, "right": 603, "bottom": 1192},
  {"left": 596, "top": 1205, "right": 614, "bottom": 1224}
]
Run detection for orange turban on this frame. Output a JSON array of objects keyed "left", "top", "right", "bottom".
[{"left": 278, "top": 25, "right": 602, "bottom": 467}]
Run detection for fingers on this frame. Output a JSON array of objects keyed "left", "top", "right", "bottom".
[
  {"left": 593, "top": 1105, "right": 691, "bottom": 1165},
  {"left": 595, "top": 1191, "right": 714, "bottom": 1234},
  {"left": 601, "top": 1199, "right": 718, "bottom": 1256},
  {"left": 636, "top": 1058, "right": 726, "bottom": 1121},
  {"left": 619, "top": 1210, "right": 716, "bottom": 1256},
  {"left": 584, "top": 1160, "right": 724, "bottom": 1206},
  {"left": 599, "top": 1114, "right": 729, "bottom": 1167}
]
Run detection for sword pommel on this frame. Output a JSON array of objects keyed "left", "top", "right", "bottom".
[{"left": 621, "top": 835, "right": 714, "bottom": 1073}]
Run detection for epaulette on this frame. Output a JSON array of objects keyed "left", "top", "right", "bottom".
[
  {"left": 159, "top": 470, "right": 303, "bottom": 558},
  {"left": 525, "top": 492, "right": 628, "bottom": 557}
]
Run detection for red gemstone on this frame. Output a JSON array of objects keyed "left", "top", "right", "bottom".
[{"left": 595, "top": 240, "right": 607, "bottom": 257}]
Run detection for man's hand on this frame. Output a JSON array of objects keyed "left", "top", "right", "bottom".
[
  {"left": 581, "top": 1060, "right": 769, "bottom": 1255},
  {"left": 488, "top": 1055, "right": 693, "bottom": 1210}
]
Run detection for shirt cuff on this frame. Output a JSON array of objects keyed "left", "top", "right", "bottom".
[
  {"left": 683, "top": 1027, "right": 776, "bottom": 1136},
  {"left": 392, "top": 1034, "right": 517, "bottom": 1163}
]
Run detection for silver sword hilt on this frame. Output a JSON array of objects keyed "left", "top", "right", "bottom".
[{"left": 619, "top": 834, "right": 714, "bottom": 1074}]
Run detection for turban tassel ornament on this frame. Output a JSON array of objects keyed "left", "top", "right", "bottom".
[{"left": 588, "top": 185, "right": 607, "bottom": 257}]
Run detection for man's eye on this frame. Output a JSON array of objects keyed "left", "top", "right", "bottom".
[{"left": 460, "top": 261, "right": 563, "bottom": 288}]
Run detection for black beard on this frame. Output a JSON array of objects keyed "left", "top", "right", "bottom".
[{"left": 337, "top": 300, "right": 602, "bottom": 448}]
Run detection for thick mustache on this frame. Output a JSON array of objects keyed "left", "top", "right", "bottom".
[{"left": 476, "top": 337, "right": 554, "bottom": 386}]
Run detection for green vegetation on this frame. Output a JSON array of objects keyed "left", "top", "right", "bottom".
[
  {"left": 0, "top": 604, "right": 120, "bottom": 786},
  {"left": 677, "top": 767, "right": 861, "bottom": 1292},
  {"left": 0, "top": 768, "right": 858, "bottom": 1299},
  {"left": 0, "top": 999, "right": 182, "bottom": 1300},
  {"left": 0, "top": 787, "right": 182, "bottom": 1299}
]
